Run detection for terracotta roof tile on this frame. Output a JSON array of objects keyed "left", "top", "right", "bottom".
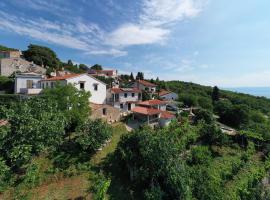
[
  {"left": 160, "top": 111, "right": 175, "bottom": 119},
  {"left": 41, "top": 74, "right": 81, "bottom": 81},
  {"left": 159, "top": 90, "right": 174, "bottom": 96},
  {"left": 111, "top": 88, "right": 141, "bottom": 93},
  {"left": 132, "top": 106, "right": 162, "bottom": 115},
  {"left": 136, "top": 80, "right": 157, "bottom": 87},
  {"left": 138, "top": 99, "right": 167, "bottom": 106}
]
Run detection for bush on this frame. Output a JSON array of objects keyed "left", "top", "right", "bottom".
[
  {"left": 76, "top": 119, "right": 112, "bottom": 153},
  {"left": 89, "top": 172, "right": 111, "bottom": 200},
  {"left": 189, "top": 146, "right": 212, "bottom": 165}
]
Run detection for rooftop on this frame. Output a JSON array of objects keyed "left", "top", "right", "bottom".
[
  {"left": 41, "top": 74, "right": 81, "bottom": 81},
  {"left": 136, "top": 80, "right": 157, "bottom": 87},
  {"left": 160, "top": 111, "right": 175, "bottom": 119},
  {"left": 132, "top": 106, "right": 162, "bottom": 115},
  {"left": 159, "top": 90, "right": 174, "bottom": 96},
  {"left": 111, "top": 87, "right": 141, "bottom": 93},
  {"left": 138, "top": 99, "right": 168, "bottom": 106}
]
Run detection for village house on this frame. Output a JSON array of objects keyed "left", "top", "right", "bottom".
[
  {"left": 40, "top": 74, "right": 107, "bottom": 104},
  {"left": 107, "top": 87, "right": 142, "bottom": 112},
  {"left": 15, "top": 72, "right": 44, "bottom": 95},
  {"left": 0, "top": 50, "right": 46, "bottom": 76},
  {"left": 158, "top": 90, "right": 178, "bottom": 101},
  {"left": 132, "top": 99, "right": 176, "bottom": 127},
  {"left": 132, "top": 80, "right": 157, "bottom": 93},
  {"left": 88, "top": 69, "right": 118, "bottom": 78}
]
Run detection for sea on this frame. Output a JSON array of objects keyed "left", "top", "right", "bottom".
[{"left": 224, "top": 87, "right": 270, "bottom": 99}]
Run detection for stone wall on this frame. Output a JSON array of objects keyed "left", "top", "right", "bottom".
[
  {"left": 90, "top": 104, "right": 121, "bottom": 123},
  {"left": 0, "top": 58, "right": 46, "bottom": 76}
]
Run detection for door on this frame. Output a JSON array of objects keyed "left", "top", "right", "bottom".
[{"left": 128, "top": 103, "right": 131, "bottom": 111}]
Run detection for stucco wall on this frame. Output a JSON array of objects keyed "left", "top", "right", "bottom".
[{"left": 15, "top": 76, "right": 42, "bottom": 94}]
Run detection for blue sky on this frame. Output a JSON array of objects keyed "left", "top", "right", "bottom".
[{"left": 0, "top": 0, "right": 269, "bottom": 87}]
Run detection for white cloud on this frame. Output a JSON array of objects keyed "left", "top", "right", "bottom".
[
  {"left": 106, "top": 24, "right": 169, "bottom": 46},
  {"left": 0, "top": 0, "right": 207, "bottom": 56},
  {"left": 106, "top": 0, "right": 207, "bottom": 47}
]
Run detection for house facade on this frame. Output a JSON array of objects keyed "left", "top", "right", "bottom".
[
  {"left": 40, "top": 74, "right": 107, "bottom": 104},
  {"left": 15, "top": 72, "right": 44, "bottom": 95},
  {"left": 159, "top": 90, "right": 178, "bottom": 101},
  {"left": 0, "top": 50, "right": 22, "bottom": 59},
  {"left": 132, "top": 99, "right": 175, "bottom": 127},
  {"left": 107, "top": 88, "right": 142, "bottom": 112},
  {"left": 132, "top": 80, "right": 157, "bottom": 93}
]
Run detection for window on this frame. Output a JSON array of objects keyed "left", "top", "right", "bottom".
[
  {"left": 102, "top": 108, "right": 107, "bottom": 115},
  {"left": 46, "top": 82, "right": 49, "bottom": 88},
  {"left": 124, "top": 93, "right": 127, "bottom": 98},
  {"left": 80, "top": 82, "right": 85, "bottom": 90},
  {"left": 138, "top": 93, "right": 141, "bottom": 100},
  {"left": 120, "top": 104, "right": 123, "bottom": 109},
  {"left": 42, "top": 83, "right": 45, "bottom": 89},
  {"left": 115, "top": 94, "right": 119, "bottom": 102},
  {"left": 132, "top": 93, "right": 135, "bottom": 97},
  {"left": 94, "top": 84, "right": 98, "bottom": 91},
  {"left": 26, "top": 80, "right": 33, "bottom": 88},
  {"left": 51, "top": 82, "right": 55, "bottom": 88}
]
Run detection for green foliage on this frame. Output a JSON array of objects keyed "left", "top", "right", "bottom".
[
  {"left": 43, "top": 83, "right": 91, "bottom": 129},
  {"left": 91, "top": 64, "right": 103, "bottom": 70},
  {"left": 75, "top": 119, "right": 112, "bottom": 153},
  {"left": 212, "top": 86, "right": 220, "bottom": 102},
  {"left": 0, "top": 97, "right": 66, "bottom": 167},
  {"left": 0, "top": 44, "right": 18, "bottom": 51},
  {"left": 198, "top": 96, "right": 213, "bottom": 110},
  {"left": 189, "top": 146, "right": 212, "bottom": 165},
  {"left": 23, "top": 44, "right": 60, "bottom": 69},
  {"left": 179, "top": 93, "right": 198, "bottom": 107},
  {"left": 0, "top": 157, "right": 12, "bottom": 192},
  {"left": 89, "top": 172, "right": 111, "bottom": 200},
  {"left": 0, "top": 76, "right": 14, "bottom": 93},
  {"left": 79, "top": 63, "right": 89, "bottom": 71},
  {"left": 136, "top": 72, "right": 144, "bottom": 80},
  {"left": 194, "top": 109, "right": 214, "bottom": 124}
]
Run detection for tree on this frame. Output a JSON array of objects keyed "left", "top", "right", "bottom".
[
  {"left": 0, "top": 98, "right": 66, "bottom": 168},
  {"left": 43, "top": 83, "right": 91, "bottom": 129},
  {"left": 23, "top": 44, "right": 60, "bottom": 69},
  {"left": 179, "top": 93, "right": 198, "bottom": 107},
  {"left": 212, "top": 86, "right": 220, "bottom": 102},
  {"left": 130, "top": 72, "right": 134, "bottom": 81},
  {"left": 91, "top": 64, "right": 103, "bottom": 70},
  {"left": 79, "top": 64, "right": 89, "bottom": 71},
  {"left": 75, "top": 119, "right": 112, "bottom": 153},
  {"left": 67, "top": 59, "right": 73, "bottom": 66},
  {"left": 136, "top": 72, "right": 144, "bottom": 80},
  {"left": 194, "top": 109, "right": 214, "bottom": 124}
]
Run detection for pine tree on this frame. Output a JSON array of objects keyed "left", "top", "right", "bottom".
[{"left": 212, "top": 86, "right": 220, "bottom": 102}]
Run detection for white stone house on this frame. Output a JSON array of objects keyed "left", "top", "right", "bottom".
[
  {"left": 107, "top": 88, "right": 142, "bottom": 112},
  {"left": 132, "top": 80, "right": 157, "bottom": 93},
  {"left": 159, "top": 90, "right": 178, "bottom": 101},
  {"left": 40, "top": 74, "right": 107, "bottom": 104},
  {"left": 15, "top": 72, "right": 44, "bottom": 95}
]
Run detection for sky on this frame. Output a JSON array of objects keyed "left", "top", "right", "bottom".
[{"left": 0, "top": 0, "right": 269, "bottom": 87}]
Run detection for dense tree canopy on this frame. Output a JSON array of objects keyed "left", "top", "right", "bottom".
[
  {"left": 91, "top": 64, "right": 103, "bottom": 70},
  {"left": 23, "top": 44, "right": 60, "bottom": 69}
]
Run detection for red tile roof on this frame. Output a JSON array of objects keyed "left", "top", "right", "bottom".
[
  {"left": 160, "top": 111, "right": 175, "bottom": 119},
  {"left": 159, "top": 90, "right": 174, "bottom": 96},
  {"left": 41, "top": 74, "right": 81, "bottom": 81},
  {"left": 138, "top": 99, "right": 167, "bottom": 106},
  {"left": 111, "top": 88, "right": 141, "bottom": 93},
  {"left": 136, "top": 80, "right": 157, "bottom": 87},
  {"left": 132, "top": 106, "right": 162, "bottom": 115}
]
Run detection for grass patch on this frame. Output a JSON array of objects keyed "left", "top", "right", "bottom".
[{"left": 91, "top": 122, "right": 128, "bottom": 165}]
